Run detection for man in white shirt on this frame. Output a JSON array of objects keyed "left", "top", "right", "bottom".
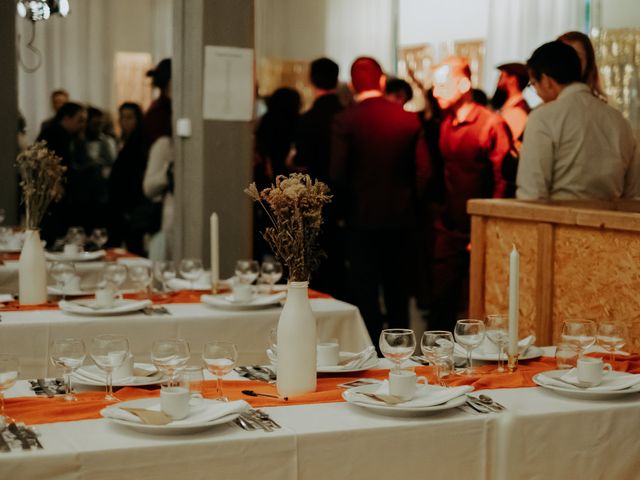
[{"left": 516, "top": 41, "right": 640, "bottom": 200}]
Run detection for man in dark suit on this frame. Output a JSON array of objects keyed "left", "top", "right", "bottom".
[{"left": 330, "top": 57, "right": 430, "bottom": 345}]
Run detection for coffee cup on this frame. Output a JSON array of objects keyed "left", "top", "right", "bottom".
[
  {"left": 63, "top": 243, "right": 80, "bottom": 256},
  {"left": 112, "top": 352, "right": 134, "bottom": 380},
  {"left": 577, "top": 357, "right": 612, "bottom": 386},
  {"left": 160, "top": 385, "right": 190, "bottom": 420},
  {"left": 232, "top": 284, "right": 254, "bottom": 303},
  {"left": 65, "top": 275, "right": 81, "bottom": 292},
  {"left": 389, "top": 370, "right": 428, "bottom": 401},
  {"left": 316, "top": 339, "right": 340, "bottom": 366},
  {"left": 95, "top": 288, "right": 116, "bottom": 308}
]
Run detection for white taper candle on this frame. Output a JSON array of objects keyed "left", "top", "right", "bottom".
[
  {"left": 508, "top": 244, "right": 519, "bottom": 355},
  {"left": 210, "top": 212, "right": 219, "bottom": 290}
]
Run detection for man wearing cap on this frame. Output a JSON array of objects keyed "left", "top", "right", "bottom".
[
  {"left": 491, "top": 62, "right": 531, "bottom": 147},
  {"left": 144, "top": 58, "right": 172, "bottom": 147}
]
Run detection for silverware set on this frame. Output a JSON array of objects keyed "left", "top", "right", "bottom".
[
  {"left": 234, "top": 409, "right": 281, "bottom": 432},
  {"left": 29, "top": 378, "right": 65, "bottom": 397},
  {"left": 235, "top": 366, "right": 276, "bottom": 383},
  {"left": 462, "top": 394, "right": 506, "bottom": 414},
  {"left": 142, "top": 306, "right": 172, "bottom": 316},
  {"left": 0, "top": 421, "right": 43, "bottom": 451}
]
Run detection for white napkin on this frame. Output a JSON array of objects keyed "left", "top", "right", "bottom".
[
  {"left": 354, "top": 381, "right": 473, "bottom": 408},
  {"left": 542, "top": 370, "right": 640, "bottom": 392},
  {"left": 167, "top": 274, "right": 211, "bottom": 291},
  {"left": 341, "top": 346, "right": 377, "bottom": 369},
  {"left": 101, "top": 399, "right": 250, "bottom": 425},
  {"left": 455, "top": 335, "right": 536, "bottom": 357},
  {"left": 74, "top": 363, "right": 158, "bottom": 384},
  {"left": 0, "top": 294, "right": 14, "bottom": 304}
]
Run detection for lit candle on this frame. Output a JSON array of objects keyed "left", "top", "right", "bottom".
[
  {"left": 508, "top": 244, "right": 519, "bottom": 356},
  {"left": 210, "top": 212, "right": 219, "bottom": 291}
]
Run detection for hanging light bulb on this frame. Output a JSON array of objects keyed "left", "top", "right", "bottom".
[
  {"left": 58, "top": 0, "right": 70, "bottom": 17},
  {"left": 16, "top": 0, "right": 71, "bottom": 22},
  {"left": 16, "top": 1, "right": 27, "bottom": 18}
]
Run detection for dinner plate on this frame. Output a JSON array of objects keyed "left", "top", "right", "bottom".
[
  {"left": 459, "top": 346, "right": 544, "bottom": 362},
  {"left": 167, "top": 278, "right": 212, "bottom": 291},
  {"left": 342, "top": 384, "right": 467, "bottom": 417},
  {"left": 201, "top": 292, "right": 286, "bottom": 310},
  {"left": 59, "top": 298, "right": 152, "bottom": 315},
  {"left": 72, "top": 363, "right": 165, "bottom": 387},
  {"left": 533, "top": 370, "right": 640, "bottom": 400},
  {"left": 48, "top": 285, "right": 96, "bottom": 297},
  {"left": 45, "top": 250, "right": 106, "bottom": 262},
  {"left": 317, "top": 352, "right": 379, "bottom": 373},
  {"left": 101, "top": 398, "right": 240, "bottom": 434}
]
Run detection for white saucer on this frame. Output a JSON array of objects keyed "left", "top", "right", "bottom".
[
  {"left": 458, "top": 346, "right": 544, "bottom": 362},
  {"left": 72, "top": 363, "right": 164, "bottom": 387},
  {"left": 201, "top": 292, "right": 286, "bottom": 310},
  {"left": 45, "top": 250, "right": 106, "bottom": 262},
  {"left": 48, "top": 285, "right": 95, "bottom": 297},
  {"left": 59, "top": 298, "right": 152, "bottom": 315},
  {"left": 533, "top": 370, "right": 640, "bottom": 399}
]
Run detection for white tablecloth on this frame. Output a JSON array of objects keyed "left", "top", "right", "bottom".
[{"left": 0, "top": 298, "right": 372, "bottom": 378}]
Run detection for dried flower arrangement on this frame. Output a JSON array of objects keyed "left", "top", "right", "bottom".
[
  {"left": 245, "top": 174, "right": 332, "bottom": 282},
  {"left": 16, "top": 141, "right": 66, "bottom": 230}
]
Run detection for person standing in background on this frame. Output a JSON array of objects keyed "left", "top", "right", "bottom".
[
  {"left": 39, "top": 89, "right": 69, "bottom": 134},
  {"left": 491, "top": 63, "right": 531, "bottom": 148},
  {"left": 144, "top": 58, "right": 172, "bottom": 148},
  {"left": 558, "top": 31, "right": 607, "bottom": 100}
]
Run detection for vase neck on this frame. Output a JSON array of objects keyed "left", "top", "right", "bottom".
[{"left": 288, "top": 281, "right": 309, "bottom": 289}]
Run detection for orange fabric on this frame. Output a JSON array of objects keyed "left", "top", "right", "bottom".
[
  {"left": 0, "top": 301, "right": 59, "bottom": 312},
  {"left": 7, "top": 353, "right": 640, "bottom": 426}
]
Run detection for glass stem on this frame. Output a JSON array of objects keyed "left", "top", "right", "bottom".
[
  {"left": 106, "top": 371, "right": 113, "bottom": 399},
  {"left": 498, "top": 345, "right": 504, "bottom": 371},
  {"left": 216, "top": 376, "right": 224, "bottom": 399},
  {"left": 0, "top": 392, "right": 4, "bottom": 418},
  {"left": 65, "top": 369, "right": 71, "bottom": 396},
  {"left": 466, "top": 348, "right": 473, "bottom": 371}
]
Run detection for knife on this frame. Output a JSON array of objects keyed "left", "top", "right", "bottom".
[
  {"left": 7, "top": 423, "right": 31, "bottom": 450},
  {"left": 20, "top": 424, "right": 43, "bottom": 449},
  {"left": 37, "top": 379, "right": 55, "bottom": 398}
]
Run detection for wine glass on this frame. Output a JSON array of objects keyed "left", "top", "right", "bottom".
[
  {"left": 421, "top": 330, "right": 454, "bottom": 386},
  {"left": 50, "top": 262, "right": 76, "bottom": 300},
  {"left": 50, "top": 338, "right": 86, "bottom": 401},
  {"left": 379, "top": 329, "right": 416, "bottom": 372},
  {"left": 103, "top": 263, "right": 128, "bottom": 298},
  {"left": 89, "top": 228, "right": 108, "bottom": 249},
  {"left": 234, "top": 260, "right": 260, "bottom": 285},
  {"left": 89, "top": 334, "right": 129, "bottom": 401},
  {"left": 202, "top": 341, "right": 238, "bottom": 401},
  {"left": 0, "top": 354, "right": 19, "bottom": 421},
  {"left": 485, "top": 314, "right": 509, "bottom": 373},
  {"left": 597, "top": 322, "right": 627, "bottom": 365},
  {"left": 151, "top": 338, "right": 191, "bottom": 385},
  {"left": 129, "top": 265, "right": 152, "bottom": 298},
  {"left": 454, "top": 319, "right": 485, "bottom": 375},
  {"left": 153, "top": 260, "right": 176, "bottom": 292},
  {"left": 261, "top": 260, "right": 283, "bottom": 292},
  {"left": 561, "top": 320, "right": 597, "bottom": 358},
  {"left": 179, "top": 258, "right": 204, "bottom": 289}
]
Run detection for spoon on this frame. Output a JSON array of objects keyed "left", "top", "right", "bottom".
[
  {"left": 242, "top": 389, "right": 288, "bottom": 401},
  {"left": 478, "top": 394, "right": 506, "bottom": 410}
]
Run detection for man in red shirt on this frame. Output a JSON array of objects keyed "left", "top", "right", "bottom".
[{"left": 430, "top": 57, "right": 514, "bottom": 332}]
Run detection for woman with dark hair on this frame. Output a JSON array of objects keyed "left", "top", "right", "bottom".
[{"left": 558, "top": 31, "right": 606, "bottom": 100}]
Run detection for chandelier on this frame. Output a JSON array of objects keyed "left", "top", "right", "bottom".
[{"left": 16, "top": 0, "right": 70, "bottom": 22}]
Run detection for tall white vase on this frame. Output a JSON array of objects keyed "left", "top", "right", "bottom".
[
  {"left": 276, "top": 281, "right": 317, "bottom": 397},
  {"left": 19, "top": 229, "right": 47, "bottom": 305}
]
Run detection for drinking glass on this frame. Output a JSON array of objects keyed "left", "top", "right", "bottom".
[
  {"left": 151, "top": 338, "right": 191, "bottom": 385},
  {"left": 454, "top": 319, "right": 485, "bottom": 375},
  {"left": 154, "top": 260, "right": 176, "bottom": 292},
  {"left": 89, "top": 228, "right": 108, "bottom": 249},
  {"left": 379, "top": 329, "right": 416, "bottom": 372},
  {"left": 50, "top": 262, "right": 76, "bottom": 300},
  {"left": 260, "top": 260, "right": 283, "bottom": 292},
  {"left": 561, "top": 320, "right": 597, "bottom": 358},
  {"left": 0, "top": 226, "right": 10, "bottom": 247},
  {"left": 597, "top": 322, "right": 627, "bottom": 365},
  {"left": 234, "top": 260, "right": 260, "bottom": 285},
  {"left": 485, "top": 314, "right": 509, "bottom": 373},
  {"left": 421, "top": 330, "right": 454, "bottom": 386},
  {"left": 179, "top": 258, "right": 204, "bottom": 289},
  {"left": 66, "top": 226, "right": 86, "bottom": 248},
  {"left": 129, "top": 265, "right": 152, "bottom": 298},
  {"left": 50, "top": 338, "right": 86, "bottom": 401},
  {"left": 103, "top": 263, "right": 128, "bottom": 298},
  {"left": 0, "top": 354, "right": 19, "bottom": 420},
  {"left": 555, "top": 342, "right": 579, "bottom": 370},
  {"left": 90, "top": 334, "right": 129, "bottom": 401},
  {"left": 182, "top": 365, "right": 205, "bottom": 405},
  {"left": 202, "top": 341, "right": 238, "bottom": 401}
]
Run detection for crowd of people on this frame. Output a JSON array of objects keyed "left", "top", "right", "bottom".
[{"left": 254, "top": 31, "right": 640, "bottom": 343}]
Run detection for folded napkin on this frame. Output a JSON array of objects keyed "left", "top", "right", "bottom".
[
  {"left": 541, "top": 370, "right": 640, "bottom": 392},
  {"left": 74, "top": 363, "right": 158, "bottom": 384},
  {"left": 355, "top": 381, "right": 473, "bottom": 408},
  {"left": 338, "top": 346, "right": 377, "bottom": 369},
  {"left": 168, "top": 274, "right": 211, "bottom": 291},
  {"left": 101, "top": 399, "right": 250, "bottom": 425},
  {"left": 455, "top": 335, "right": 536, "bottom": 357},
  {"left": 0, "top": 294, "right": 14, "bottom": 304}
]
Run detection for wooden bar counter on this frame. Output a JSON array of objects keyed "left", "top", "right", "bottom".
[{"left": 468, "top": 199, "right": 640, "bottom": 351}]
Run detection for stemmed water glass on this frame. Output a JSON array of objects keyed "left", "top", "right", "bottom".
[
  {"left": 561, "top": 320, "right": 597, "bottom": 358},
  {"left": 597, "top": 322, "right": 627, "bottom": 365},
  {"left": 485, "top": 314, "right": 509, "bottom": 373},
  {"left": 50, "top": 262, "right": 76, "bottom": 299},
  {"left": 153, "top": 260, "right": 176, "bottom": 293},
  {"left": 0, "top": 354, "right": 19, "bottom": 421},
  {"left": 90, "top": 334, "right": 129, "bottom": 401},
  {"left": 235, "top": 260, "right": 259, "bottom": 285},
  {"left": 179, "top": 259, "right": 204, "bottom": 289},
  {"left": 50, "top": 338, "right": 86, "bottom": 401},
  {"left": 103, "top": 263, "right": 128, "bottom": 298},
  {"left": 89, "top": 228, "right": 108, "bottom": 250},
  {"left": 260, "top": 260, "right": 283, "bottom": 292},
  {"left": 151, "top": 338, "right": 190, "bottom": 386},
  {"left": 202, "top": 341, "right": 238, "bottom": 401},
  {"left": 129, "top": 265, "right": 152, "bottom": 298},
  {"left": 454, "top": 319, "right": 485, "bottom": 375},
  {"left": 379, "top": 329, "right": 416, "bottom": 373},
  {"left": 421, "top": 331, "right": 454, "bottom": 386}
]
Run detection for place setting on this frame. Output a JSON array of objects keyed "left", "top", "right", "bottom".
[{"left": 44, "top": 227, "right": 107, "bottom": 262}]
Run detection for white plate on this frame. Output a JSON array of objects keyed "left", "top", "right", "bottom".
[
  {"left": 101, "top": 398, "right": 240, "bottom": 434},
  {"left": 317, "top": 352, "right": 379, "bottom": 373},
  {"left": 201, "top": 292, "right": 286, "bottom": 310},
  {"left": 342, "top": 384, "right": 467, "bottom": 417},
  {"left": 533, "top": 370, "right": 640, "bottom": 400},
  {"left": 45, "top": 250, "right": 106, "bottom": 262},
  {"left": 48, "top": 286, "right": 96, "bottom": 297},
  {"left": 72, "top": 363, "right": 165, "bottom": 387},
  {"left": 59, "top": 298, "right": 152, "bottom": 315},
  {"left": 459, "top": 346, "right": 544, "bottom": 362}
]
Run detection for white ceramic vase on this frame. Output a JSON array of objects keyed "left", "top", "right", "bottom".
[
  {"left": 19, "top": 229, "right": 47, "bottom": 305},
  {"left": 276, "top": 281, "right": 317, "bottom": 397}
]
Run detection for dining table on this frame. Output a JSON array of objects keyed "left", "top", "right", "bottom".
[{"left": 1, "top": 351, "right": 639, "bottom": 480}]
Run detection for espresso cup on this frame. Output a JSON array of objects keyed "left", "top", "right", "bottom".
[
  {"left": 95, "top": 288, "right": 116, "bottom": 308},
  {"left": 577, "top": 357, "right": 613, "bottom": 386},
  {"left": 389, "top": 370, "right": 428, "bottom": 401},
  {"left": 160, "top": 385, "right": 190, "bottom": 420},
  {"left": 63, "top": 243, "right": 80, "bottom": 256},
  {"left": 232, "top": 284, "right": 254, "bottom": 303},
  {"left": 65, "top": 275, "right": 81, "bottom": 291},
  {"left": 316, "top": 339, "right": 340, "bottom": 366}
]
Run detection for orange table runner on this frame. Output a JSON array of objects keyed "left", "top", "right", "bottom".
[{"left": 7, "top": 353, "right": 640, "bottom": 426}]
